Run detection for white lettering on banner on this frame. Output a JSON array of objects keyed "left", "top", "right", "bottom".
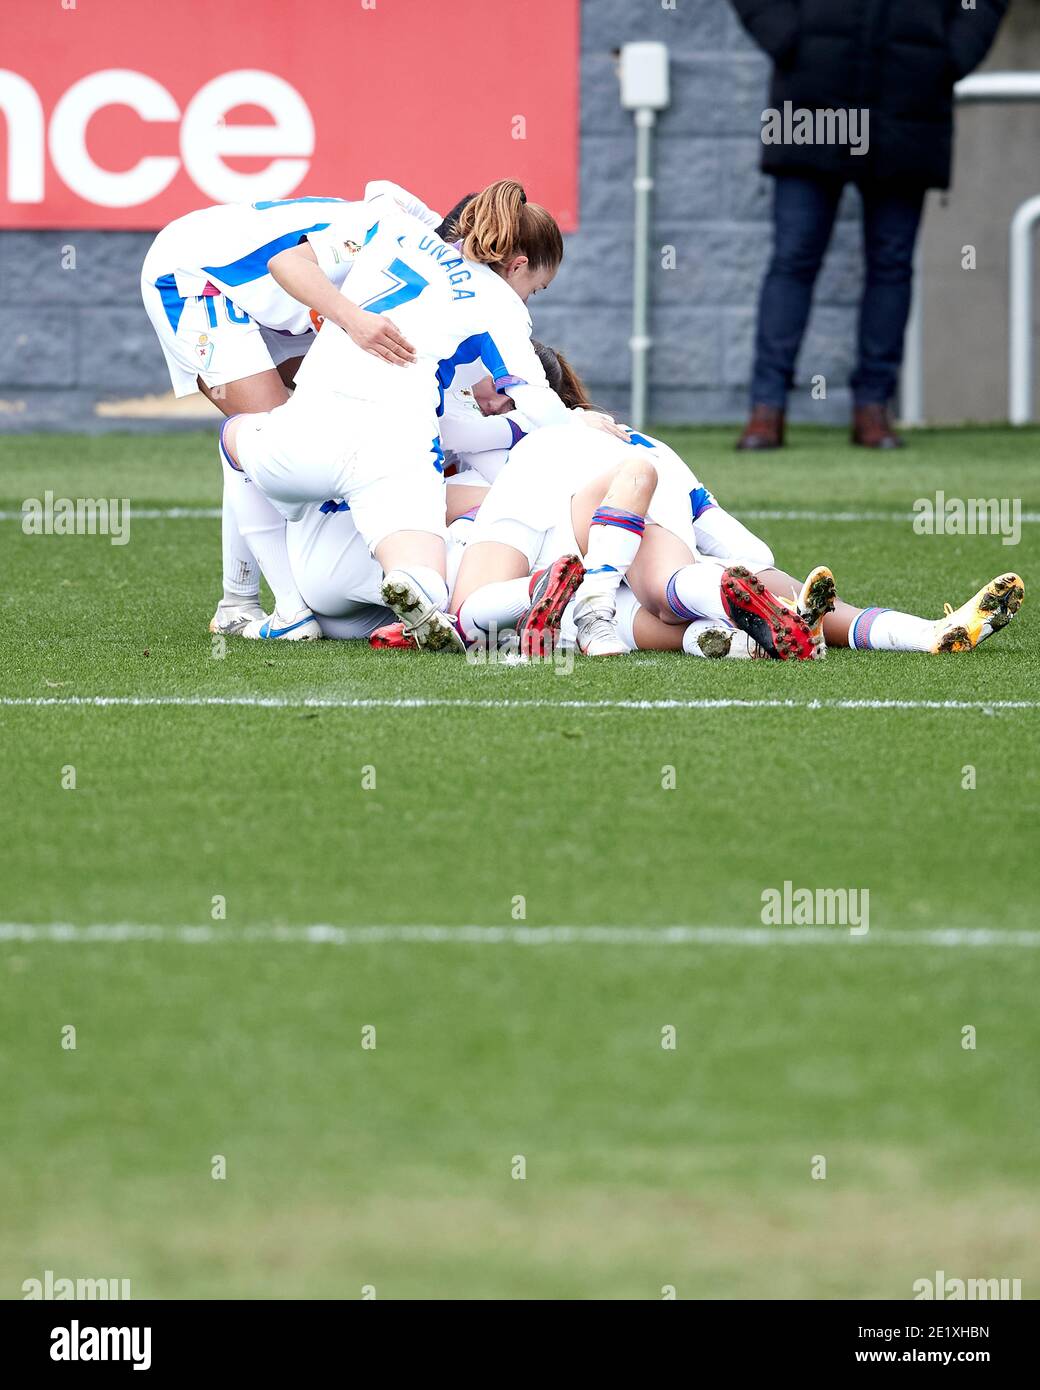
[
  {"left": 180, "top": 70, "right": 314, "bottom": 203},
  {"left": 49, "top": 71, "right": 180, "bottom": 208},
  {"left": 1, "top": 68, "right": 313, "bottom": 209},
  {"left": 0, "top": 70, "right": 45, "bottom": 202}
]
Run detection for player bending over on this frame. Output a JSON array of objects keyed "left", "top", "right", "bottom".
[{"left": 142, "top": 180, "right": 460, "bottom": 635}]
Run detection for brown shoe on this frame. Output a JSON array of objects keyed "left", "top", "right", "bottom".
[
  {"left": 735, "top": 404, "right": 785, "bottom": 451},
  {"left": 851, "top": 403, "right": 904, "bottom": 449}
]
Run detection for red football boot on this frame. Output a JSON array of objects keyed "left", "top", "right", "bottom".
[
  {"left": 369, "top": 621, "right": 417, "bottom": 650},
  {"left": 516, "top": 554, "right": 585, "bottom": 659},
  {"left": 720, "top": 565, "right": 816, "bottom": 661}
]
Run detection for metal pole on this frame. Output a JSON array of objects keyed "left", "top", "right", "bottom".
[
  {"left": 1009, "top": 194, "right": 1040, "bottom": 425},
  {"left": 899, "top": 229, "right": 926, "bottom": 427},
  {"left": 955, "top": 72, "right": 1040, "bottom": 103},
  {"left": 630, "top": 107, "right": 655, "bottom": 430},
  {"left": 900, "top": 75, "right": 1040, "bottom": 426}
]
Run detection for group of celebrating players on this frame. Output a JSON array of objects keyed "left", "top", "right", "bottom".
[{"left": 140, "top": 177, "right": 1024, "bottom": 663}]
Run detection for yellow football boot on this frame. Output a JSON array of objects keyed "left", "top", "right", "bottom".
[
  {"left": 776, "top": 565, "right": 836, "bottom": 658},
  {"left": 931, "top": 573, "right": 1024, "bottom": 653}
]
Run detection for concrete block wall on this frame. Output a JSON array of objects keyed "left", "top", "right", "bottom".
[
  {"left": 2, "top": 0, "right": 1025, "bottom": 431},
  {"left": 538, "top": 0, "right": 859, "bottom": 425}
]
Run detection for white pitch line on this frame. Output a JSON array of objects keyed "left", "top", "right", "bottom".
[
  {"left": 1, "top": 923, "right": 1038, "bottom": 948},
  {"left": 1, "top": 506, "right": 1037, "bottom": 525},
  {"left": 0, "top": 507, "right": 222, "bottom": 521},
  {"left": 1, "top": 695, "right": 1037, "bottom": 713},
  {"left": 739, "top": 507, "right": 1040, "bottom": 524}
]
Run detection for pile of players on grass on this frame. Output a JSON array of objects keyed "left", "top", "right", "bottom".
[{"left": 141, "top": 179, "right": 1024, "bottom": 662}]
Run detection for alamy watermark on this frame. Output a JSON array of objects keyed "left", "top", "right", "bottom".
[
  {"left": 466, "top": 621, "right": 574, "bottom": 675},
  {"left": 761, "top": 102, "right": 869, "bottom": 156},
  {"left": 22, "top": 491, "right": 130, "bottom": 545},
  {"left": 913, "top": 1270, "right": 1021, "bottom": 1301},
  {"left": 912, "top": 491, "right": 1020, "bottom": 546},
  {"left": 50, "top": 1321, "right": 151, "bottom": 1371},
  {"left": 761, "top": 881, "right": 869, "bottom": 936},
  {"left": 23, "top": 1268, "right": 131, "bottom": 1299}
]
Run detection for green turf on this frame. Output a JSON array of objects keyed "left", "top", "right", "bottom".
[{"left": 1, "top": 425, "right": 1038, "bottom": 1299}]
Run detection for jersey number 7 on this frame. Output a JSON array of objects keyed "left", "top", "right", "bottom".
[{"left": 361, "top": 258, "right": 430, "bottom": 315}]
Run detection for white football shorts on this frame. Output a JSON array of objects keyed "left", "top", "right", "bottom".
[
  {"left": 141, "top": 273, "right": 314, "bottom": 398},
  {"left": 235, "top": 397, "right": 448, "bottom": 552},
  {"left": 470, "top": 436, "right": 726, "bottom": 569}
]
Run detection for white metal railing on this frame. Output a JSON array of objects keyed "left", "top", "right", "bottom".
[{"left": 900, "top": 72, "right": 1040, "bottom": 426}]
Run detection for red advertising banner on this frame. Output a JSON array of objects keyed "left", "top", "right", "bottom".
[{"left": 0, "top": 0, "right": 580, "bottom": 230}]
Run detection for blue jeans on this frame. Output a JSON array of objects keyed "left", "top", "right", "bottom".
[{"left": 750, "top": 173, "right": 926, "bottom": 408}]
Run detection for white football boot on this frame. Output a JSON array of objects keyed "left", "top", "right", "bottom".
[
  {"left": 573, "top": 594, "right": 627, "bottom": 657},
  {"left": 685, "top": 620, "right": 761, "bottom": 659},
  {"left": 380, "top": 570, "right": 465, "bottom": 652},
  {"left": 209, "top": 598, "right": 265, "bottom": 636},
  {"left": 240, "top": 609, "right": 323, "bottom": 640}
]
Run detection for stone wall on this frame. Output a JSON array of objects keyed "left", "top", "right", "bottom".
[{"left": 0, "top": 0, "right": 1031, "bottom": 431}]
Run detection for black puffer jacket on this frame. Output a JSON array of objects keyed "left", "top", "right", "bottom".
[{"left": 731, "top": 0, "right": 1008, "bottom": 188}]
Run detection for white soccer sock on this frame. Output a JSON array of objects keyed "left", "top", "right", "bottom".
[
  {"left": 665, "top": 560, "right": 729, "bottom": 625},
  {"left": 399, "top": 566, "right": 448, "bottom": 613},
  {"left": 220, "top": 461, "right": 261, "bottom": 602},
  {"left": 221, "top": 449, "right": 307, "bottom": 618},
  {"left": 613, "top": 586, "right": 641, "bottom": 651},
  {"left": 575, "top": 506, "right": 645, "bottom": 608},
  {"left": 682, "top": 619, "right": 756, "bottom": 658},
  {"left": 848, "top": 607, "right": 933, "bottom": 652},
  {"left": 457, "top": 577, "right": 531, "bottom": 644}
]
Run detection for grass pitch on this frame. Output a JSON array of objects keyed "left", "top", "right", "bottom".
[{"left": 1, "top": 425, "right": 1038, "bottom": 1299}]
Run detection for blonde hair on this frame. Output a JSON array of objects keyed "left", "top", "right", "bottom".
[{"left": 458, "top": 179, "right": 563, "bottom": 273}]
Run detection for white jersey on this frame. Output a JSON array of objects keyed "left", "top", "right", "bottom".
[
  {"left": 473, "top": 421, "right": 775, "bottom": 574},
  {"left": 439, "top": 385, "right": 532, "bottom": 484},
  {"left": 141, "top": 182, "right": 440, "bottom": 337},
  {"left": 290, "top": 207, "right": 570, "bottom": 426},
  {"left": 470, "top": 422, "right": 709, "bottom": 565},
  {"left": 500, "top": 422, "right": 709, "bottom": 502}
]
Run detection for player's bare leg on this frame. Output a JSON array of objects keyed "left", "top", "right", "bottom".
[
  {"left": 198, "top": 369, "right": 290, "bottom": 418},
  {"left": 569, "top": 456, "right": 657, "bottom": 656},
  {"left": 450, "top": 540, "right": 530, "bottom": 615},
  {"left": 624, "top": 524, "right": 696, "bottom": 623}
]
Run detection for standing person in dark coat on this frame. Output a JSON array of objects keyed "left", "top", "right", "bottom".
[{"left": 731, "top": 0, "right": 1008, "bottom": 450}]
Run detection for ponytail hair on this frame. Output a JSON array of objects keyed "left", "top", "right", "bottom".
[
  {"left": 458, "top": 179, "right": 563, "bottom": 273},
  {"left": 532, "top": 341, "right": 596, "bottom": 411},
  {"left": 435, "top": 192, "right": 477, "bottom": 243}
]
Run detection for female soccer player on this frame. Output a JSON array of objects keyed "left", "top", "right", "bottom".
[
  {"left": 219, "top": 179, "right": 575, "bottom": 648},
  {"left": 142, "top": 180, "right": 445, "bottom": 635}
]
